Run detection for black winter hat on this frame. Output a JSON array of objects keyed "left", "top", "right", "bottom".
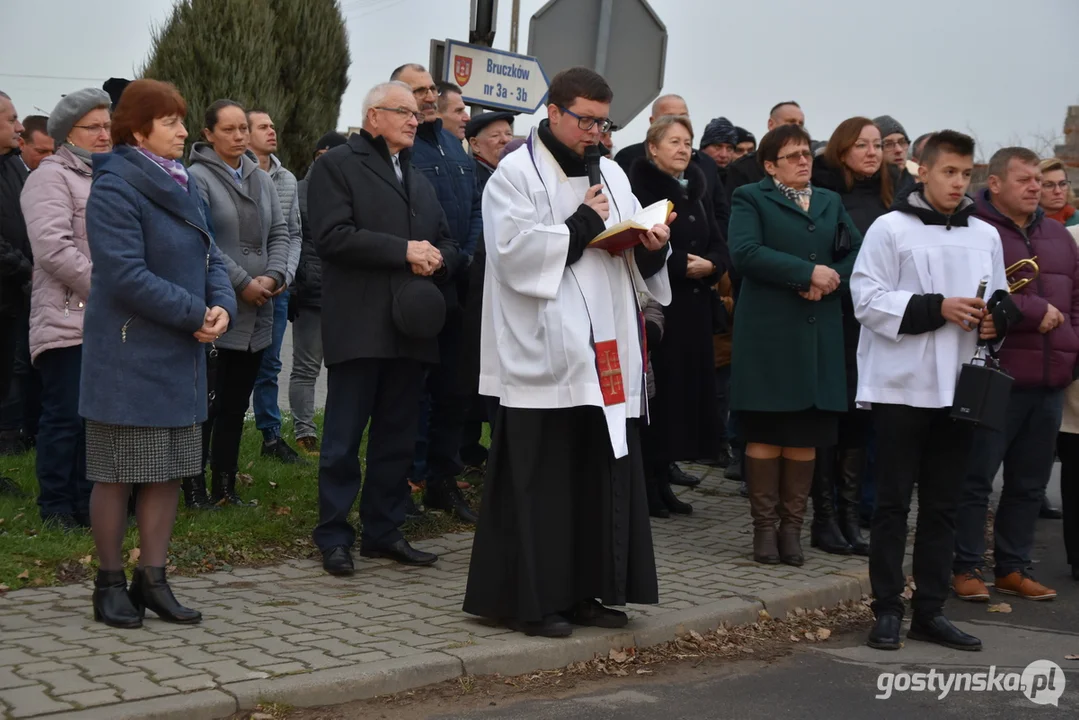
[
  {"left": 102, "top": 78, "right": 131, "bottom": 109},
  {"left": 314, "top": 131, "right": 348, "bottom": 156},
  {"left": 392, "top": 275, "right": 446, "bottom": 340},
  {"left": 734, "top": 126, "right": 755, "bottom": 147},
  {"left": 700, "top": 117, "right": 737, "bottom": 149}
]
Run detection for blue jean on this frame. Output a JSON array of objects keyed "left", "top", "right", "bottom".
[
  {"left": 253, "top": 292, "right": 290, "bottom": 441},
  {"left": 953, "top": 387, "right": 1065, "bottom": 577},
  {"left": 36, "top": 345, "right": 88, "bottom": 519}
]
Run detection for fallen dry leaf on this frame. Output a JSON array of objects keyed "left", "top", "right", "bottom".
[
  {"left": 274, "top": 506, "right": 292, "bottom": 516},
  {"left": 987, "top": 603, "right": 1012, "bottom": 614},
  {"left": 128, "top": 548, "right": 141, "bottom": 564},
  {"left": 758, "top": 609, "right": 771, "bottom": 621},
  {"left": 13, "top": 513, "right": 23, "bottom": 521},
  {"left": 17, "top": 570, "right": 29, "bottom": 580},
  {"left": 246, "top": 461, "right": 254, "bottom": 470},
  {"left": 790, "top": 634, "right": 800, "bottom": 642},
  {"left": 237, "top": 473, "right": 255, "bottom": 487},
  {"left": 608, "top": 649, "right": 629, "bottom": 663},
  {"left": 33, "top": 560, "right": 42, "bottom": 567},
  {"left": 0, "top": 583, "right": 9, "bottom": 592},
  {"left": 1064, "top": 655, "right": 1079, "bottom": 660},
  {"left": 268, "top": 481, "right": 278, "bottom": 489},
  {"left": 0, "top": 517, "right": 6, "bottom": 525},
  {"left": 166, "top": 565, "right": 177, "bottom": 574},
  {"left": 78, "top": 555, "right": 92, "bottom": 566},
  {"left": 804, "top": 631, "right": 816, "bottom": 641},
  {"left": 816, "top": 628, "right": 832, "bottom": 641},
  {"left": 689, "top": 630, "right": 705, "bottom": 644},
  {"left": 31, "top": 577, "right": 45, "bottom": 587}
]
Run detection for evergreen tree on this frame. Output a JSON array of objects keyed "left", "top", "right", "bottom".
[{"left": 141, "top": 0, "right": 349, "bottom": 175}]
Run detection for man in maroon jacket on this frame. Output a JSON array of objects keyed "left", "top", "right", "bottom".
[{"left": 952, "top": 147, "right": 1079, "bottom": 603}]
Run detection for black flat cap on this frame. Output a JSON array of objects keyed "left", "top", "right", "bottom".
[
  {"left": 465, "top": 111, "right": 516, "bottom": 140},
  {"left": 392, "top": 275, "right": 446, "bottom": 340}
]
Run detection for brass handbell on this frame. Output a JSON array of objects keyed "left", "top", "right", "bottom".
[{"left": 1006, "top": 257, "right": 1039, "bottom": 293}]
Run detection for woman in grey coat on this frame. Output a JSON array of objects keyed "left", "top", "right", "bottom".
[{"left": 188, "top": 99, "right": 289, "bottom": 506}]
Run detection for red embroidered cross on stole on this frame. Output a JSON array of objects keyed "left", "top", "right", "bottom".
[{"left": 594, "top": 340, "right": 626, "bottom": 406}]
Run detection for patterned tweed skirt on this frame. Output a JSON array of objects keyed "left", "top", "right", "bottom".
[{"left": 86, "top": 422, "right": 202, "bottom": 484}]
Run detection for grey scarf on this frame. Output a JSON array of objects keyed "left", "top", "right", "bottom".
[{"left": 66, "top": 143, "right": 93, "bottom": 168}]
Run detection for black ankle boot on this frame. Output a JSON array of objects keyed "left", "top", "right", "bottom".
[
  {"left": 129, "top": 566, "right": 201, "bottom": 624},
  {"left": 659, "top": 479, "right": 692, "bottom": 515},
  {"left": 645, "top": 471, "right": 670, "bottom": 518},
  {"left": 835, "top": 447, "right": 870, "bottom": 556},
  {"left": 93, "top": 569, "right": 142, "bottom": 629},
  {"left": 809, "top": 449, "right": 852, "bottom": 555},
  {"left": 210, "top": 470, "right": 251, "bottom": 507},
  {"left": 182, "top": 475, "right": 220, "bottom": 510}
]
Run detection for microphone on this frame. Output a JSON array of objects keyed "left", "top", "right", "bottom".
[{"left": 584, "top": 144, "right": 602, "bottom": 188}]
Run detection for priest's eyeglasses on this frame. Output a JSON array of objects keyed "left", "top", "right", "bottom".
[{"left": 560, "top": 106, "right": 613, "bottom": 133}]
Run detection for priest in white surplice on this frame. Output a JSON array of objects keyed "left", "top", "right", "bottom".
[{"left": 462, "top": 68, "right": 673, "bottom": 638}]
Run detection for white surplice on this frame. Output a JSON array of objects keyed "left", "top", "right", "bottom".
[
  {"left": 478, "top": 128, "right": 672, "bottom": 458},
  {"left": 851, "top": 197, "right": 1008, "bottom": 410}
]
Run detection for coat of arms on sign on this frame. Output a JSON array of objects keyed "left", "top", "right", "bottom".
[{"left": 454, "top": 55, "right": 473, "bottom": 86}]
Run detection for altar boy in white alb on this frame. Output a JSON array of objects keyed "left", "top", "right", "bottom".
[
  {"left": 463, "top": 68, "right": 673, "bottom": 639},
  {"left": 851, "top": 131, "right": 1018, "bottom": 654}
]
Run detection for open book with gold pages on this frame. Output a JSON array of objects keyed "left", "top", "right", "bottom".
[{"left": 588, "top": 199, "right": 674, "bottom": 253}]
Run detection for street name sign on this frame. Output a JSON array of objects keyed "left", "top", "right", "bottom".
[{"left": 442, "top": 39, "right": 549, "bottom": 114}]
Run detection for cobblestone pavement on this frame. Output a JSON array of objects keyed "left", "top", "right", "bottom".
[{"left": 0, "top": 465, "right": 877, "bottom": 719}]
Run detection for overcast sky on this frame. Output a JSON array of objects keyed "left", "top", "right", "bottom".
[{"left": 3, "top": 0, "right": 1078, "bottom": 160}]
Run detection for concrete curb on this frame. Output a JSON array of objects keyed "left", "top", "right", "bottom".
[
  {"left": 43, "top": 690, "right": 236, "bottom": 720},
  {"left": 40, "top": 566, "right": 886, "bottom": 719}
]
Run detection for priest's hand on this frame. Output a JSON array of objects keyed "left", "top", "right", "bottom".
[
  {"left": 407, "top": 240, "right": 442, "bottom": 276},
  {"left": 942, "top": 296, "right": 986, "bottom": 331},
  {"left": 640, "top": 214, "right": 674, "bottom": 251},
  {"left": 686, "top": 253, "right": 715, "bottom": 279},
  {"left": 584, "top": 185, "right": 610, "bottom": 221}
]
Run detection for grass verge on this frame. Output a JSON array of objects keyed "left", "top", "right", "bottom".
[{"left": 0, "top": 414, "right": 483, "bottom": 589}]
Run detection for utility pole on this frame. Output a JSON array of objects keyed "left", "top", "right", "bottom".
[
  {"left": 467, "top": 0, "right": 499, "bottom": 125},
  {"left": 510, "top": 0, "right": 520, "bottom": 53}
]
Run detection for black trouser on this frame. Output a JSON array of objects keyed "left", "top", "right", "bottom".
[
  {"left": 422, "top": 310, "right": 466, "bottom": 486},
  {"left": 460, "top": 395, "right": 489, "bottom": 468},
  {"left": 0, "top": 314, "right": 14, "bottom": 414},
  {"left": 1058, "top": 432, "right": 1079, "bottom": 569},
  {"left": 36, "top": 346, "right": 89, "bottom": 519},
  {"left": 869, "top": 404, "right": 972, "bottom": 619},
  {"left": 202, "top": 347, "right": 264, "bottom": 475},
  {"left": 0, "top": 303, "right": 41, "bottom": 440},
  {"left": 314, "top": 357, "right": 425, "bottom": 550}
]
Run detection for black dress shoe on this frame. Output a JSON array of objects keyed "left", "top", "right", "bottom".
[
  {"left": 667, "top": 463, "right": 701, "bottom": 487},
  {"left": 0, "top": 476, "right": 27, "bottom": 498},
  {"left": 659, "top": 480, "right": 693, "bottom": 514},
  {"left": 1039, "top": 497, "right": 1063, "bottom": 520},
  {"left": 907, "top": 615, "right": 982, "bottom": 651},
  {"left": 405, "top": 495, "right": 426, "bottom": 521},
  {"left": 360, "top": 538, "right": 438, "bottom": 566},
  {"left": 505, "top": 614, "right": 573, "bottom": 638},
  {"left": 562, "top": 598, "right": 629, "bottom": 628},
  {"left": 425, "top": 478, "right": 478, "bottom": 524},
  {"left": 261, "top": 437, "right": 307, "bottom": 465},
  {"left": 725, "top": 459, "right": 743, "bottom": 481},
  {"left": 738, "top": 480, "right": 748, "bottom": 498},
  {"left": 42, "top": 513, "right": 82, "bottom": 533},
  {"left": 866, "top": 614, "right": 902, "bottom": 650},
  {"left": 322, "top": 546, "right": 355, "bottom": 576}
]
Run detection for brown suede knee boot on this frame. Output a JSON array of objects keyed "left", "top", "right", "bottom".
[{"left": 745, "top": 456, "right": 781, "bottom": 564}]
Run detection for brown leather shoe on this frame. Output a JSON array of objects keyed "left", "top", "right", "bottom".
[
  {"left": 994, "top": 571, "right": 1057, "bottom": 601},
  {"left": 953, "top": 571, "right": 989, "bottom": 601},
  {"left": 745, "top": 457, "right": 781, "bottom": 564}
]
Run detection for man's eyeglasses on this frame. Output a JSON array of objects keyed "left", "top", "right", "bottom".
[
  {"left": 412, "top": 84, "right": 438, "bottom": 98},
  {"left": 559, "top": 106, "right": 613, "bottom": 133},
  {"left": 73, "top": 123, "right": 112, "bottom": 135},
  {"left": 883, "top": 139, "right": 909, "bottom": 151},
  {"left": 1042, "top": 180, "right": 1071, "bottom": 191},
  {"left": 776, "top": 149, "right": 814, "bottom": 164},
  {"left": 375, "top": 107, "right": 423, "bottom": 123}
]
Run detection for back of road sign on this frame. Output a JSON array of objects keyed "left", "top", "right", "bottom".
[{"left": 528, "top": 0, "right": 667, "bottom": 129}]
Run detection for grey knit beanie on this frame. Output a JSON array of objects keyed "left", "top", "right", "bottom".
[
  {"left": 47, "top": 88, "right": 112, "bottom": 144},
  {"left": 873, "top": 115, "right": 908, "bottom": 142},
  {"left": 701, "top": 117, "right": 738, "bottom": 149}
]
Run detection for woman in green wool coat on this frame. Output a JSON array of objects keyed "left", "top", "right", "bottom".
[{"left": 727, "top": 123, "right": 862, "bottom": 569}]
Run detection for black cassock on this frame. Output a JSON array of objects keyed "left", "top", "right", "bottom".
[{"left": 462, "top": 406, "right": 659, "bottom": 623}]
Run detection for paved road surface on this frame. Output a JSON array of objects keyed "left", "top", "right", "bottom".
[{"left": 433, "top": 470, "right": 1079, "bottom": 720}]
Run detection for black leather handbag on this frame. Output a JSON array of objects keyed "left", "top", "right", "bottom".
[
  {"left": 833, "top": 220, "right": 852, "bottom": 262},
  {"left": 951, "top": 345, "right": 1013, "bottom": 432}
]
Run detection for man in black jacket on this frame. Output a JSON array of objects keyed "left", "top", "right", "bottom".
[
  {"left": 725, "top": 101, "right": 806, "bottom": 204},
  {"left": 614, "top": 94, "right": 729, "bottom": 239},
  {"left": 0, "top": 91, "right": 31, "bottom": 496},
  {"left": 289, "top": 131, "right": 347, "bottom": 456},
  {"left": 308, "top": 82, "right": 460, "bottom": 573}
]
